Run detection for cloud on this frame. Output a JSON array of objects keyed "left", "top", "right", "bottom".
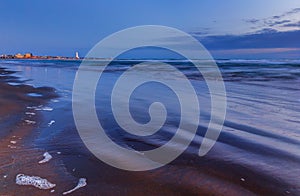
[
  {"left": 182, "top": 8, "right": 300, "bottom": 58},
  {"left": 190, "top": 27, "right": 212, "bottom": 36},
  {"left": 244, "top": 8, "right": 300, "bottom": 31},
  {"left": 266, "top": 19, "right": 291, "bottom": 27},
  {"left": 272, "top": 15, "right": 281, "bottom": 19},
  {"left": 208, "top": 47, "right": 300, "bottom": 59},
  {"left": 254, "top": 28, "right": 278, "bottom": 34},
  {"left": 211, "top": 48, "right": 300, "bottom": 55},
  {"left": 282, "top": 21, "right": 300, "bottom": 27},
  {"left": 197, "top": 30, "right": 300, "bottom": 50},
  {"left": 271, "top": 8, "right": 300, "bottom": 20},
  {"left": 244, "top": 19, "right": 260, "bottom": 24},
  {"left": 286, "top": 8, "right": 300, "bottom": 15}
]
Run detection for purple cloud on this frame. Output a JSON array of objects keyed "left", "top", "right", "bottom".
[
  {"left": 282, "top": 21, "right": 300, "bottom": 27},
  {"left": 197, "top": 30, "right": 300, "bottom": 50}
]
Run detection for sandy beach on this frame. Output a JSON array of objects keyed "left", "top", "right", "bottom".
[{"left": 0, "top": 66, "right": 77, "bottom": 195}]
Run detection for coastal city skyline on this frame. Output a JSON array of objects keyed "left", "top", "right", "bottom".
[{"left": 0, "top": 52, "right": 81, "bottom": 60}]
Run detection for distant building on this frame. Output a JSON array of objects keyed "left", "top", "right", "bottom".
[
  {"left": 75, "top": 52, "right": 79, "bottom": 59},
  {"left": 24, "top": 53, "right": 32, "bottom": 58},
  {"left": 15, "top": 53, "right": 24, "bottom": 58}
]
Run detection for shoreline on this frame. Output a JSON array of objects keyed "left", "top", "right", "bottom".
[{"left": 0, "top": 66, "right": 76, "bottom": 195}]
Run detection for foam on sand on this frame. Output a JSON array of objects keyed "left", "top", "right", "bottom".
[
  {"left": 25, "top": 112, "right": 36, "bottom": 115},
  {"left": 8, "top": 145, "right": 17, "bottom": 149},
  {"left": 27, "top": 93, "right": 43, "bottom": 97},
  {"left": 48, "top": 120, "right": 55, "bottom": 127},
  {"left": 35, "top": 106, "right": 53, "bottom": 111},
  {"left": 63, "top": 178, "right": 87, "bottom": 195},
  {"left": 24, "top": 120, "right": 36, "bottom": 125},
  {"left": 7, "top": 82, "right": 21, "bottom": 86},
  {"left": 39, "top": 152, "right": 53, "bottom": 164},
  {"left": 26, "top": 105, "right": 53, "bottom": 111},
  {"left": 16, "top": 174, "right": 56, "bottom": 189},
  {"left": 26, "top": 106, "right": 40, "bottom": 109}
]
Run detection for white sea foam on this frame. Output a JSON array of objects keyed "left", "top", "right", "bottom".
[
  {"left": 35, "top": 106, "right": 53, "bottom": 111},
  {"left": 27, "top": 93, "right": 43, "bottom": 97},
  {"left": 48, "top": 120, "right": 55, "bottom": 127},
  {"left": 7, "top": 82, "right": 20, "bottom": 86},
  {"left": 42, "top": 107, "right": 53, "bottom": 111},
  {"left": 8, "top": 145, "right": 17, "bottom": 149},
  {"left": 10, "top": 141, "right": 17, "bottom": 144},
  {"left": 26, "top": 105, "right": 53, "bottom": 111},
  {"left": 26, "top": 106, "right": 39, "bottom": 109},
  {"left": 39, "top": 152, "right": 53, "bottom": 164},
  {"left": 16, "top": 174, "right": 56, "bottom": 189},
  {"left": 25, "top": 112, "right": 36, "bottom": 115},
  {"left": 24, "top": 120, "right": 36, "bottom": 125},
  {"left": 63, "top": 178, "right": 87, "bottom": 195}
]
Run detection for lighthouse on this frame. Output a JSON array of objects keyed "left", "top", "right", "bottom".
[{"left": 75, "top": 52, "right": 79, "bottom": 59}]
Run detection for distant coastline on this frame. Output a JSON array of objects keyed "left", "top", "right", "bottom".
[{"left": 0, "top": 52, "right": 82, "bottom": 60}]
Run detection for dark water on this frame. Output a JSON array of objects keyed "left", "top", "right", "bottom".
[{"left": 1, "top": 59, "right": 299, "bottom": 195}]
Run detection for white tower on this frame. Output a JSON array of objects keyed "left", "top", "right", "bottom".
[{"left": 75, "top": 52, "right": 79, "bottom": 59}]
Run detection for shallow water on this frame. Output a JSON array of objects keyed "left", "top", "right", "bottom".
[{"left": 0, "top": 59, "right": 299, "bottom": 195}]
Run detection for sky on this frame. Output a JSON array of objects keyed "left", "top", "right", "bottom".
[{"left": 0, "top": 0, "right": 300, "bottom": 59}]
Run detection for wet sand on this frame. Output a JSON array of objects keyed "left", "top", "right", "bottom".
[
  {"left": 0, "top": 67, "right": 75, "bottom": 195},
  {"left": 54, "top": 127, "right": 292, "bottom": 196}
]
